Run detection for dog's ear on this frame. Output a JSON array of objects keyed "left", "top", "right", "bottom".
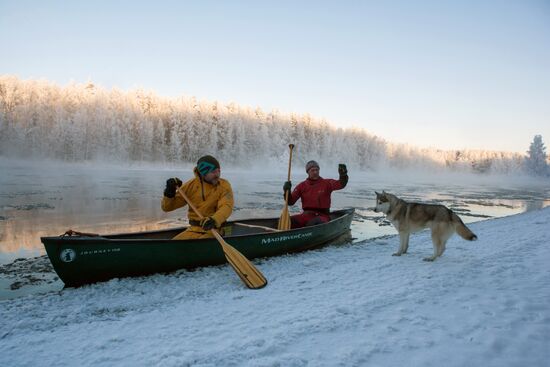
[{"left": 375, "top": 191, "right": 380, "bottom": 196}]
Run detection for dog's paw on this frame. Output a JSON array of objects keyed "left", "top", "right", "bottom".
[
  {"left": 392, "top": 252, "right": 402, "bottom": 257},
  {"left": 423, "top": 257, "right": 435, "bottom": 262}
]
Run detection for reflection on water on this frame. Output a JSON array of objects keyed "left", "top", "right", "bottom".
[
  {"left": 2, "top": 161, "right": 550, "bottom": 265},
  {"left": 0, "top": 161, "right": 202, "bottom": 260}
]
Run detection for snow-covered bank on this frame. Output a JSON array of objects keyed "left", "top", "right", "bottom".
[{"left": 1, "top": 208, "right": 549, "bottom": 367}]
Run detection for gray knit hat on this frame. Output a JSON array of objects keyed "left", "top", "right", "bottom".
[{"left": 305, "top": 160, "right": 320, "bottom": 173}]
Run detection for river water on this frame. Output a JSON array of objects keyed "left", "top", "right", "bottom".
[{"left": 1, "top": 159, "right": 549, "bottom": 298}]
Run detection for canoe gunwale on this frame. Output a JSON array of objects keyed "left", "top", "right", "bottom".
[
  {"left": 41, "top": 208, "right": 355, "bottom": 243},
  {"left": 41, "top": 208, "right": 355, "bottom": 287}
]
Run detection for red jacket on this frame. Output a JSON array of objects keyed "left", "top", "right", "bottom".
[{"left": 288, "top": 177, "right": 345, "bottom": 211}]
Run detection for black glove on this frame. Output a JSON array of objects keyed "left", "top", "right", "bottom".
[
  {"left": 200, "top": 217, "right": 217, "bottom": 230},
  {"left": 338, "top": 164, "right": 347, "bottom": 176},
  {"left": 164, "top": 178, "right": 182, "bottom": 198},
  {"left": 283, "top": 181, "right": 292, "bottom": 193},
  {"left": 338, "top": 164, "right": 348, "bottom": 188}
]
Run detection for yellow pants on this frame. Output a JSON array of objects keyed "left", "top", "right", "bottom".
[{"left": 172, "top": 226, "right": 214, "bottom": 240}]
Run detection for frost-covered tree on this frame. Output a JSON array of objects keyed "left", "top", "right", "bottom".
[
  {"left": 525, "top": 135, "right": 549, "bottom": 176},
  {"left": 0, "top": 75, "right": 529, "bottom": 174}
]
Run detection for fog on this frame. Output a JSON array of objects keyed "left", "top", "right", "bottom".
[
  {"left": 2, "top": 158, "right": 549, "bottom": 266},
  {"left": 0, "top": 76, "right": 531, "bottom": 175}
]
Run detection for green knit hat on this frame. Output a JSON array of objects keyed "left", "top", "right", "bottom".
[{"left": 197, "top": 155, "right": 220, "bottom": 176}]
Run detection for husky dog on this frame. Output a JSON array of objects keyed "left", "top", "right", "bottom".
[{"left": 374, "top": 191, "right": 477, "bottom": 261}]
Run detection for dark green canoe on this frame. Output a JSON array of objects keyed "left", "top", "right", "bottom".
[{"left": 41, "top": 208, "right": 354, "bottom": 287}]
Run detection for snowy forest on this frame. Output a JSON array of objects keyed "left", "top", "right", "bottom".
[{"left": 0, "top": 75, "right": 547, "bottom": 175}]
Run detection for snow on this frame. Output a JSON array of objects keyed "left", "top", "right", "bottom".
[{"left": 1, "top": 207, "right": 549, "bottom": 366}]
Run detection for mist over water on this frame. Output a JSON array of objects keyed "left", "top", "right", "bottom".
[
  {"left": 2, "top": 158, "right": 549, "bottom": 264},
  {"left": 1, "top": 158, "right": 549, "bottom": 299}
]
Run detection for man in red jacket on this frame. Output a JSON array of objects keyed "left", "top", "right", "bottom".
[{"left": 283, "top": 160, "right": 348, "bottom": 228}]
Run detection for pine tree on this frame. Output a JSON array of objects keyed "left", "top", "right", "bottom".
[{"left": 525, "top": 135, "right": 549, "bottom": 176}]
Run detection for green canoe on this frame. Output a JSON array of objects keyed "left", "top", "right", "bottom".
[{"left": 41, "top": 208, "right": 354, "bottom": 287}]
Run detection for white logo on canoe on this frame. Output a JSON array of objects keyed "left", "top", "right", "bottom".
[
  {"left": 261, "top": 232, "right": 313, "bottom": 245},
  {"left": 60, "top": 248, "right": 76, "bottom": 262},
  {"left": 79, "top": 248, "right": 121, "bottom": 256}
]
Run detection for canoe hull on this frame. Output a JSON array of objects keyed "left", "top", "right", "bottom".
[{"left": 42, "top": 209, "right": 354, "bottom": 286}]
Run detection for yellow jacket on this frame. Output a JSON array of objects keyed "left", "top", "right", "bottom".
[{"left": 161, "top": 171, "right": 234, "bottom": 228}]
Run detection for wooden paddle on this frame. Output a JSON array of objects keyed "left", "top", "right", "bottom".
[
  {"left": 174, "top": 182, "right": 267, "bottom": 289},
  {"left": 278, "top": 144, "right": 295, "bottom": 230}
]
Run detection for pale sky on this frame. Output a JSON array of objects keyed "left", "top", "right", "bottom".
[{"left": 1, "top": 0, "right": 549, "bottom": 153}]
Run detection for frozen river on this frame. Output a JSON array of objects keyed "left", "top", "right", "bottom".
[{"left": 1, "top": 158, "right": 549, "bottom": 298}]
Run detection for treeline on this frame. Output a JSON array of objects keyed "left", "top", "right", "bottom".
[{"left": 0, "top": 75, "right": 528, "bottom": 174}]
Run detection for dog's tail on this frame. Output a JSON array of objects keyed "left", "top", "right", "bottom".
[{"left": 451, "top": 212, "right": 477, "bottom": 241}]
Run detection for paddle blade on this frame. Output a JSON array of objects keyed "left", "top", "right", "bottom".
[
  {"left": 212, "top": 231, "right": 267, "bottom": 289},
  {"left": 278, "top": 205, "right": 291, "bottom": 230},
  {"left": 175, "top": 184, "right": 267, "bottom": 289}
]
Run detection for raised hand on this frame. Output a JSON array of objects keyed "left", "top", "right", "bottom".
[
  {"left": 338, "top": 164, "right": 347, "bottom": 176},
  {"left": 164, "top": 177, "right": 182, "bottom": 198}
]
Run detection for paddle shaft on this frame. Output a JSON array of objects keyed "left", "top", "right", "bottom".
[
  {"left": 286, "top": 144, "right": 294, "bottom": 181},
  {"left": 283, "top": 144, "right": 294, "bottom": 204},
  {"left": 177, "top": 187, "right": 206, "bottom": 221},
  {"left": 173, "top": 181, "right": 267, "bottom": 289},
  {"left": 278, "top": 144, "right": 294, "bottom": 230}
]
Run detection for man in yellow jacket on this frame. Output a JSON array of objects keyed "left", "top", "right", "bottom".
[{"left": 161, "top": 155, "right": 234, "bottom": 240}]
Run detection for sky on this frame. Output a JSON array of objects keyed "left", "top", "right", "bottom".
[{"left": 1, "top": 0, "right": 549, "bottom": 153}]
